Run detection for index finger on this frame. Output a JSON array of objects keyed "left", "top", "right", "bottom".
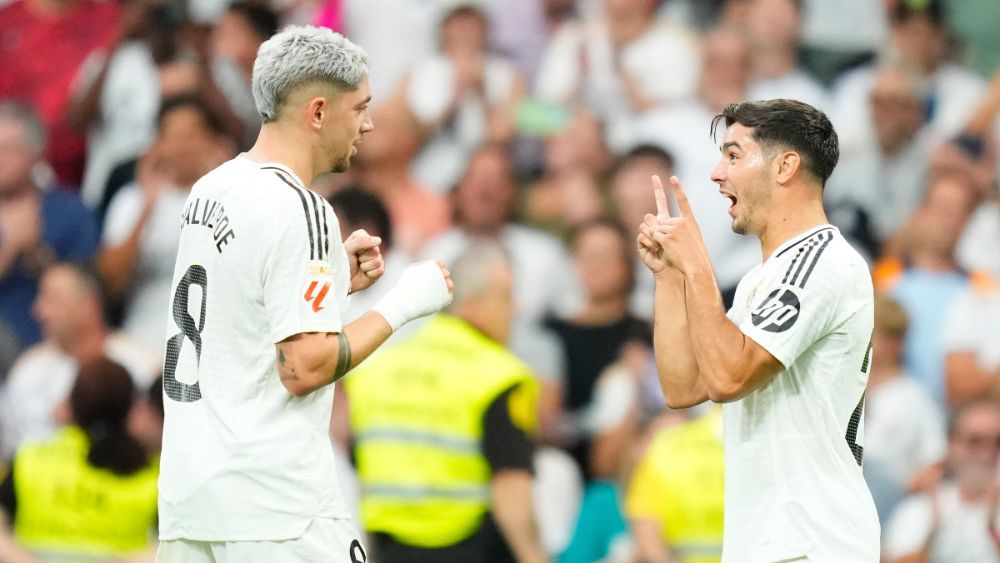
[
  {"left": 652, "top": 175, "right": 670, "bottom": 219},
  {"left": 669, "top": 176, "right": 694, "bottom": 218}
]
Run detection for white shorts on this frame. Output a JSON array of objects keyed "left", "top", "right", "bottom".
[{"left": 155, "top": 517, "right": 367, "bottom": 563}]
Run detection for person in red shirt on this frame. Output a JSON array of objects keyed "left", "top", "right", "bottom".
[{"left": 0, "top": 0, "right": 119, "bottom": 187}]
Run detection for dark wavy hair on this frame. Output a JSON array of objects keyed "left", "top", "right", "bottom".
[
  {"left": 70, "top": 357, "right": 148, "bottom": 476},
  {"left": 712, "top": 99, "right": 840, "bottom": 187}
]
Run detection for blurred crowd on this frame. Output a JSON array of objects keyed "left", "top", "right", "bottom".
[{"left": 0, "top": 0, "right": 999, "bottom": 561}]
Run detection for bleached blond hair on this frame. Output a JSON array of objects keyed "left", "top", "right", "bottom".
[{"left": 251, "top": 25, "right": 369, "bottom": 122}]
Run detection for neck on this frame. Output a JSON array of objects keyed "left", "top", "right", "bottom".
[
  {"left": 576, "top": 294, "right": 629, "bottom": 325},
  {"left": 753, "top": 44, "right": 797, "bottom": 80},
  {"left": 245, "top": 123, "right": 320, "bottom": 186},
  {"left": 759, "top": 188, "right": 829, "bottom": 259},
  {"left": 63, "top": 324, "right": 107, "bottom": 364}
]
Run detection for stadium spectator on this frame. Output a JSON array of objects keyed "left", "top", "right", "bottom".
[
  {"left": 544, "top": 219, "right": 651, "bottom": 478},
  {"left": 884, "top": 398, "right": 1000, "bottom": 562},
  {"left": 69, "top": 0, "right": 204, "bottom": 208},
  {"left": 826, "top": 63, "right": 937, "bottom": 258},
  {"left": 0, "top": 357, "right": 159, "bottom": 562},
  {"left": 405, "top": 3, "right": 525, "bottom": 193},
  {"left": 347, "top": 242, "right": 547, "bottom": 563},
  {"left": 0, "top": 102, "right": 98, "bottom": 352},
  {"left": 559, "top": 409, "right": 683, "bottom": 563},
  {"left": 743, "top": 0, "right": 828, "bottom": 110},
  {"left": 797, "top": 0, "right": 887, "bottom": 84},
  {"left": 351, "top": 103, "right": 451, "bottom": 256},
  {"left": 832, "top": 0, "right": 986, "bottom": 154},
  {"left": 534, "top": 0, "right": 702, "bottom": 151},
  {"left": 208, "top": 1, "right": 280, "bottom": 148},
  {"left": 341, "top": 0, "right": 439, "bottom": 101},
  {"left": 877, "top": 174, "right": 978, "bottom": 404},
  {"left": 625, "top": 407, "right": 724, "bottom": 563},
  {"left": 523, "top": 111, "right": 610, "bottom": 234},
  {"left": 628, "top": 26, "right": 761, "bottom": 307},
  {"left": 97, "top": 95, "right": 233, "bottom": 353},
  {"left": 863, "top": 295, "right": 946, "bottom": 524},
  {"left": 943, "top": 279, "right": 1000, "bottom": 407},
  {"left": 952, "top": 67, "right": 1000, "bottom": 278},
  {"left": 0, "top": 263, "right": 160, "bottom": 460},
  {"left": 421, "top": 144, "right": 577, "bottom": 372},
  {"left": 0, "top": 0, "right": 118, "bottom": 186}
]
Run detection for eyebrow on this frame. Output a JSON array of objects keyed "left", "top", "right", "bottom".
[
  {"left": 720, "top": 141, "right": 742, "bottom": 152},
  {"left": 355, "top": 96, "right": 372, "bottom": 108}
]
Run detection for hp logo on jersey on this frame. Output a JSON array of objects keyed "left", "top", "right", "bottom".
[{"left": 751, "top": 288, "right": 800, "bottom": 332}]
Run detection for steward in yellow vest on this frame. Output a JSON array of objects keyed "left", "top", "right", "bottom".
[
  {"left": 347, "top": 243, "right": 548, "bottom": 563},
  {"left": 0, "top": 358, "right": 158, "bottom": 561}
]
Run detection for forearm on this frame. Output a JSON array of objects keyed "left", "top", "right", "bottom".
[
  {"left": 277, "top": 311, "right": 392, "bottom": 396},
  {"left": 0, "top": 512, "right": 38, "bottom": 563},
  {"left": 684, "top": 269, "right": 763, "bottom": 402},
  {"left": 653, "top": 270, "right": 707, "bottom": 408},
  {"left": 946, "top": 352, "right": 1000, "bottom": 407},
  {"left": 97, "top": 209, "right": 152, "bottom": 296},
  {"left": 491, "top": 470, "right": 548, "bottom": 563},
  {"left": 67, "top": 54, "right": 113, "bottom": 131},
  {"left": 632, "top": 518, "right": 673, "bottom": 563}
]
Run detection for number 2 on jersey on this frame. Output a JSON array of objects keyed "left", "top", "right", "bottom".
[{"left": 163, "top": 265, "right": 208, "bottom": 403}]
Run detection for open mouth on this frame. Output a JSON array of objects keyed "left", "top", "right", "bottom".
[{"left": 722, "top": 191, "right": 737, "bottom": 212}]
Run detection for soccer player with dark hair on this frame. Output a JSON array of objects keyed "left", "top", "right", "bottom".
[{"left": 638, "top": 99, "right": 879, "bottom": 561}]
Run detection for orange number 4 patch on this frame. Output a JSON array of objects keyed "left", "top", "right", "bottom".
[{"left": 304, "top": 280, "right": 331, "bottom": 312}]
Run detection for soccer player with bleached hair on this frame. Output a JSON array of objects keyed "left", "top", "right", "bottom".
[
  {"left": 155, "top": 26, "right": 453, "bottom": 562},
  {"left": 637, "top": 99, "right": 880, "bottom": 561}
]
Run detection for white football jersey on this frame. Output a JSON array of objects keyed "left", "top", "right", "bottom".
[
  {"left": 158, "top": 156, "right": 352, "bottom": 541},
  {"left": 723, "top": 224, "right": 880, "bottom": 562}
]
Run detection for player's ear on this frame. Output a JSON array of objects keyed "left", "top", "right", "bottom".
[
  {"left": 775, "top": 151, "right": 801, "bottom": 185},
  {"left": 306, "top": 97, "right": 328, "bottom": 131}
]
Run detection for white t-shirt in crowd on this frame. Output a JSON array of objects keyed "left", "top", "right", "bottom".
[
  {"left": 535, "top": 17, "right": 701, "bottom": 151},
  {"left": 408, "top": 54, "right": 520, "bottom": 193},
  {"left": 885, "top": 483, "right": 1000, "bottom": 562},
  {"left": 77, "top": 42, "right": 160, "bottom": 207},
  {"left": 863, "top": 373, "right": 946, "bottom": 516},
  {"left": 723, "top": 224, "right": 880, "bottom": 562},
  {"left": 0, "top": 334, "right": 161, "bottom": 460},
  {"left": 158, "top": 156, "right": 352, "bottom": 541},
  {"left": 957, "top": 199, "right": 1000, "bottom": 278},
  {"left": 943, "top": 284, "right": 1000, "bottom": 373},
  {"left": 103, "top": 183, "right": 189, "bottom": 354}
]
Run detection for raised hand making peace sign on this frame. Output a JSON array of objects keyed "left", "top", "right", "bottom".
[{"left": 636, "top": 175, "right": 712, "bottom": 277}]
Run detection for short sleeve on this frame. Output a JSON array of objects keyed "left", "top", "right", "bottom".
[
  {"left": 481, "top": 387, "right": 535, "bottom": 473},
  {"left": 739, "top": 249, "right": 858, "bottom": 369},
  {"left": 883, "top": 494, "right": 934, "bottom": 558},
  {"left": 262, "top": 194, "right": 342, "bottom": 343}
]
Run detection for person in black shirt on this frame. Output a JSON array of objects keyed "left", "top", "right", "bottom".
[{"left": 545, "top": 218, "right": 652, "bottom": 479}]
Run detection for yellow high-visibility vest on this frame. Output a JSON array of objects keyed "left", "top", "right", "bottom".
[
  {"left": 13, "top": 426, "right": 158, "bottom": 558},
  {"left": 347, "top": 314, "right": 538, "bottom": 548}
]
